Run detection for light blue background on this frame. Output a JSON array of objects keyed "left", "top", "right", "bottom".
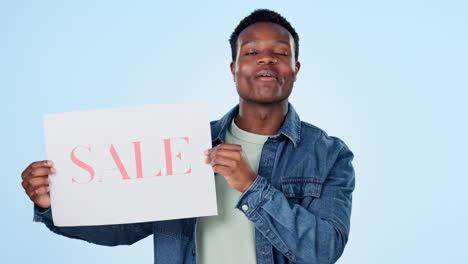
[{"left": 2, "top": 0, "right": 467, "bottom": 263}]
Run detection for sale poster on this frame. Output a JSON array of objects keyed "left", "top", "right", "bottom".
[{"left": 43, "top": 101, "right": 217, "bottom": 226}]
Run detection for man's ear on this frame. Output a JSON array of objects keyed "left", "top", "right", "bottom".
[
  {"left": 294, "top": 61, "right": 301, "bottom": 81},
  {"left": 230, "top": 61, "right": 236, "bottom": 81}
]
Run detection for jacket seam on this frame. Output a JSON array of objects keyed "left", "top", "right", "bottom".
[{"left": 256, "top": 212, "right": 296, "bottom": 263}]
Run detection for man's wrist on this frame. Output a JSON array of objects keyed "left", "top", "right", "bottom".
[{"left": 240, "top": 173, "right": 257, "bottom": 193}]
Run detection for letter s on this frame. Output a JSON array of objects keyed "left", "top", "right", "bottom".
[{"left": 70, "top": 146, "right": 95, "bottom": 184}]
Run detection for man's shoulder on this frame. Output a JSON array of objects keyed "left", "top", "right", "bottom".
[{"left": 299, "top": 120, "right": 348, "bottom": 150}]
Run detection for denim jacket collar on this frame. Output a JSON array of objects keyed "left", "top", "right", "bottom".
[{"left": 211, "top": 102, "right": 302, "bottom": 147}]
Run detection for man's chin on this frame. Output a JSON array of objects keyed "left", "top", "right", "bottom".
[{"left": 241, "top": 96, "right": 288, "bottom": 105}]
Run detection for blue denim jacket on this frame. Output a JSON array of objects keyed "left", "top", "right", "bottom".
[{"left": 34, "top": 103, "right": 355, "bottom": 264}]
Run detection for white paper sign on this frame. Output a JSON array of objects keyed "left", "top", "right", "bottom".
[{"left": 43, "top": 101, "right": 217, "bottom": 226}]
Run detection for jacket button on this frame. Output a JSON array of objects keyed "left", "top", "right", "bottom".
[
  {"left": 241, "top": 204, "right": 249, "bottom": 211},
  {"left": 192, "top": 249, "right": 196, "bottom": 256}
]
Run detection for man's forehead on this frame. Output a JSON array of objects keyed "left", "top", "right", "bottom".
[
  {"left": 237, "top": 22, "right": 293, "bottom": 45},
  {"left": 240, "top": 39, "right": 291, "bottom": 47}
]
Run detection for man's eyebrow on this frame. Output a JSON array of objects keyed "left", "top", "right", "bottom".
[{"left": 240, "top": 40, "right": 291, "bottom": 47}]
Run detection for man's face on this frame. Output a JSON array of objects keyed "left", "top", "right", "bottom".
[{"left": 230, "top": 22, "right": 300, "bottom": 105}]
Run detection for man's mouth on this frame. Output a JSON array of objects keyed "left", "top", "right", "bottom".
[{"left": 255, "top": 69, "right": 278, "bottom": 81}]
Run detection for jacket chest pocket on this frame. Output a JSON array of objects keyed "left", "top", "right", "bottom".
[{"left": 281, "top": 178, "right": 323, "bottom": 204}]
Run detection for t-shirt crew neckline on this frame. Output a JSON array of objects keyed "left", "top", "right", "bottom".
[{"left": 229, "top": 119, "right": 274, "bottom": 145}]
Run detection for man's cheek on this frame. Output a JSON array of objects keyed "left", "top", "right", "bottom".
[{"left": 239, "top": 62, "right": 255, "bottom": 73}]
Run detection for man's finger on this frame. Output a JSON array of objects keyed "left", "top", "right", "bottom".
[
  {"left": 26, "top": 183, "right": 49, "bottom": 197},
  {"left": 28, "top": 167, "right": 55, "bottom": 178},
  {"left": 26, "top": 177, "right": 50, "bottom": 188},
  {"left": 210, "top": 156, "right": 237, "bottom": 168},
  {"left": 204, "top": 144, "right": 241, "bottom": 156},
  {"left": 29, "top": 187, "right": 50, "bottom": 203},
  {"left": 21, "top": 179, "right": 29, "bottom": 190},
  {"left": 218, "top": 144, "right": 242, "bottom": 150},
  {"left": 30, "top": 160, "right": 53, "bottom": 169},
  {"left": 209, "top": 148, "right": 242, "bottom": 161},
  {"left": 32, "top": 185, "right": 50, "bottom": 196},
  {"left": 22, "top": 160, "right": 53, "bottom": 179},
  {"left": 212, "top": 165, "right": 232, "bottom": 176},
  {"left": 22, "top": 176, "right": 48, "bottom": 193}
]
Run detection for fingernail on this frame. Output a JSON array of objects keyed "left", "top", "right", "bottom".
[
  {"left": 204, "top": 149, "right": 210, "bottom": 155},
  {"left": 50, "top": 168, "right": 56, "bottom": 174}
]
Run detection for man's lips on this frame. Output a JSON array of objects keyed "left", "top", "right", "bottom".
[{"left": 255, "top": 69, "right": 278, "bottom": 81}]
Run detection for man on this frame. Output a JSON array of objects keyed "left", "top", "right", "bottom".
[{"left": 21, "top": 9, "right": 355, "bottom": 264}]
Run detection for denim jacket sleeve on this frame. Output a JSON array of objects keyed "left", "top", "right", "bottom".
[
  {"left": 33, "top": 204, "right": 153, "bottom": 246},
  {"left": 236, "top": 143, "right": 355, "bottom": 264}
]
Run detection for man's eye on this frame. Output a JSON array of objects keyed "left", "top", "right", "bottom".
[
  {"left": 245, "top": 51, "right": 258, "bottom": 55},
  {"left": 274, "top": 52, "right": 288, "bottom": 56}
]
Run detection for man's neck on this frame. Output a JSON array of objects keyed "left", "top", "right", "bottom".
[{"left": 235, "top": 100, "right": 288, "bottom": 135}]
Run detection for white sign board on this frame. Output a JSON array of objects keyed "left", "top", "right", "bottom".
[{"left": 43, "top": 101, "right": 217, "bottom": 226}]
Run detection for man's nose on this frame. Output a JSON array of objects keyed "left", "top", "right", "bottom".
[{"left": 257, "top": 54, "right": 278, "bottom": 65}]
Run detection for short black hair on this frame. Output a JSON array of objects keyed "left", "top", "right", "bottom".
[{"left": 229, "top": 9, "right": 299, "bottom": 62}]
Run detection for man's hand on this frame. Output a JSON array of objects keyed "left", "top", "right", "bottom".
[
  {"left": 205, "top": 144, "right": 256, "bottom": 193},
  {"left": 21, "top": 160, "right": 55, "bottom": 209}
]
